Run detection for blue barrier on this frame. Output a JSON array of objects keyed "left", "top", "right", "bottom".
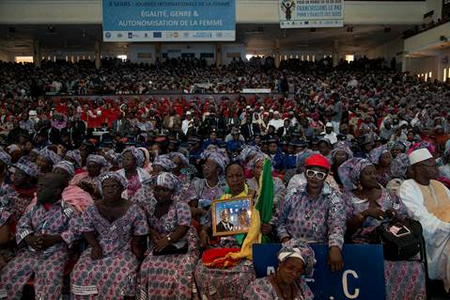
[{"left": 252, "top": 243, "right": 386, "bottom": 300}]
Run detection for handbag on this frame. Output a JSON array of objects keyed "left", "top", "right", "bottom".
[{"left": 376, "top": 217, "right": 422, "bottom": 261}]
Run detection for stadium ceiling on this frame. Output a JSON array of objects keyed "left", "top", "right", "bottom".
[{"left": 0, "top": 24, "right": 412, "bottom": 54}]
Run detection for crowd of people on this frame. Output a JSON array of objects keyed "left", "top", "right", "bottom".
[{"left": 0, "top": 56, "right": 448, "bottom": 299}]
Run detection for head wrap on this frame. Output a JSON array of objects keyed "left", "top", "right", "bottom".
[
  {"left": 238, "top": 145, "right": 261, "bottom": 164},
  {"left": 390, "top": 153, "right": 410, "bottom": 179},
  {"left": 153, "top": 155, "right": 176, "bottom": 171},
  {"left": 39, "top": 148, "right": 61, "bottom": 165},
  {"left": 248, "top": 153, "right": 271, "bottom": 171},
  {"left": 201, "top": 147, "right": 230, "bottom": 174},
  {"left": 409, "top": 148, "right": 433, "bottom": 165},
  {"left": 391, "top": 141, "right": 407, "bottom": 153},
  {"left": 152, "top": 172, "right": 183, "bottom": 194},
  {"left": 368, "top": 144, "right": 391, "bottom": 165},
  {"left": 278, "top": 241, "right": 316, "bottom": 278},
  {"left": 0, "top": 148, "right": 11, "bottom": 165},
  {"left": 138, "top": 147, "right": 150, "bottom": 167},
  {"left": 296, "top": 150, "right": 314, "bottom": 170},
  {"left": 338, "top": 158, "right": 373, "bottom": 191},
  {"left": 98, "top": 172, "right": 127, "bottom": 196},
  {"left": 169, "top": 152, "right": 190, "bottom": 167},
  {"left": 121, "top": 147, "right": 145, "bottom": 168},
  {"left": 305, "top": 154, "right": 331, "bottom": 171},
  {"left": 65, "top": 150, "right": 82, "bottom": 168},
  {"left": 87, "top": 154, "right": 108, "bottom": 167},
  {"left": 331, "top": 141, "right": 353, "bottom": 160},
  {"left": 53, "top": 160, "right": 75, "bottom": 179},
  {"left": 13, "top": 161, "right": 39, "bottom": 178}
]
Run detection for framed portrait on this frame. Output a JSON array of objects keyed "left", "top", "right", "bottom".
[{"left": 212, "top": 196, "right": 253, "bottom": 237}]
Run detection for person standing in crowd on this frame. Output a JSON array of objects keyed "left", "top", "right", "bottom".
[{"left": 400, "top": 148, "right": 450, "bottom": 292}]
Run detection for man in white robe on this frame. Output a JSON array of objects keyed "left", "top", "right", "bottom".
[{"left": 399, "top": 148, "right": 450, "bottom": 291}]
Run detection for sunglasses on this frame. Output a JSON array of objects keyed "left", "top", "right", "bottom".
[{"left": 305, "top": 169, "right": 327, "bottom": 180}]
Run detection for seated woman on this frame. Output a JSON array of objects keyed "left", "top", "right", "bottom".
[
  {"left": 117, "top": 147, "right": 151, "bottom": 199},
  {"left": 150, "top": 154, "right": 176, "bottom": 176},
  {"left": 244, "top": 240, "right": 316, "bottom": 300},
  {"left": 138, "top": 172, "right": 198, "bottom": 299},
  {"left": 0, "top": 161, "right": 39, "bottom": 269},
  {"left": 169, "top": 151, "right": 191, "bottom": 183},
  {"left": 287, "top": 150, "right": 339, "bottom": 194},
  {"left": 247, "top": 153, "right": 286, "bottom": 226},
  {"left": 368, "top": 144, "right": 392, "bottom": 187},
  {"left": 36, "top": 147, "right": 61, "bottom": 174},
  {"left": 0, "top": 148, "right": 11, "bottom": 187},
  {"left": 71, "top": 154, "right": 109, "bottom": 199},
  {"left": 338, "top": 157, "right": 426, "bottom": 300},
  {"left": 277, "top": 154, "right": 345, "bottom": 272},
  {"left": 195, "top": 162, "right": 258, "bottom": 299},
  {"left": 71, "top": 172, "right": 149, "bottom": 299},
  {"left": 27, "top": 161, "right": 93, "bottom": 213},
  {"left": 184, "top": 147, "right": 228, "bottom": 222},
  {"left": 64, "top": 149, "right": 84, "bottom": 175},
  {"left": 330, "top": 141, "right": 353, "bottom": 190}
]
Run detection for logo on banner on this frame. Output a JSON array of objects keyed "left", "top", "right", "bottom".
[
  {"left": 105, "top": 32, "right": 112, "bottom": 39},
  {"left": 153, "top": 32, "right": 162, "bottom": 38},
  {"left": 173, "top": 32, "right": 179, "bottom": 38},
  {"left": 117, "top": 33, "right": 123, "bottom": 38},
  {"left": 183, "top": 32, "right": 190, "bottom": 38},
  {"left": 128, "top": 32, "right": 133, "bottom": 39}
]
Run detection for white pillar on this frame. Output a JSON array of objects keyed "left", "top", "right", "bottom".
[
  {"left": 33, "top": 40, "right": 41, "bottom": 68},
  {"left": 274, "top": 39, "right": 281, "bottom": 68},
  {"left": 332, "top": 40, "right": 339, "bottom": 67},
  {"left": 215, "top": 43, "right": 222, "bottom": 68},
  {"left": 94, "top": 40, "right": 101, "bottom": 69}
]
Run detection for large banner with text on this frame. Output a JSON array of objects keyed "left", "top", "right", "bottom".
[
  {"left": 278, "top": 0, "right": 344, "bottom": 28},
  {"left": 102, "top": 0, "right": 236, "bottom": 42},
  {"left": 253, "top": 243, "right": 386, "bottom": 300}
]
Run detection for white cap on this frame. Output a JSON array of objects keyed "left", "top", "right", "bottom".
[
  {"left": 269, "top": 109, "right": 274, "bottom": 113},
  {"left": 408, "top": 148, "right": 433, "bottom": 165},
  {"left": 274, "top": 111, "right": 280, "bottom": 115},
  {"left": 246, "top": 105, "right": 251, "bottom": 109},
  {"left": 186, "top": 111, "right": 192, "bottom": 115},
  {"left": 29, "top": 110, "right": 37, "bottom": 116},
  {"left": 326, "top": 122, "right": 333, "bottom": 127}
]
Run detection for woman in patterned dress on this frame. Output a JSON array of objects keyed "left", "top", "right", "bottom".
[
  {"left": 195, "top": 162, "right": 257, "bottom": 300},
  {"left": 277, "top": 154, "right": 345, "bottom": 273},
  {"left": 0, "top": 148, "right": 11, "bottom": 187},
  {"left": 138, "top": 172, "right": 198, "bottom": 299},
  {"left": 368, "top": 144, "right": 393, "bottom": 187},
  {"left": 71, "top": 154, "right": 109, "bottom": 199},
  {"left": 338, "top": 157, "right": 427, "bottom": 300},
  {"left": 184, "top": 147, "right": 228, "bottom": 223},
  {"left": 117, "top": 148, "right": 151, "bottom": 199},
  {"left": 244, "top": 240, "right": 316, "bottom": 300},
  {"left": 0, "top": 161, "right": 39, "bottom": 269},
  {"left": 246, "top": 153, "right": 286, "bottom": 222},
  {"left": 71, "top": 172, "right": 149, "bottom": 299},
  {"left": 36, "top": 147, "right": 61, "bottom": 174}
]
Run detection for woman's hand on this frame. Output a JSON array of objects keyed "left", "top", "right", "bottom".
[
  {"left": 154, "top": 236, "right": 170, "bottom": 252},
  {"left": 328, "top": 246, "right": 344, "bottom": 272},
  {"left": 261, "top": 223, "right": 273, "bottom": 235},
  {"left": 90, "top": 245, "right": 104, "bottom": 260},
  {"left": 199, "top": 230, "right": 210, "bottom": 249},
  {"left": 362, "top": 208, "right": 385, "bottom": 220},
  {"left": 281, "top": 237, "right": 291, "bottom": 243}
]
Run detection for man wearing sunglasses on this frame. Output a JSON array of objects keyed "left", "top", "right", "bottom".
[{"left": 277, "top": 153, "right": 346, "bottom": 273}]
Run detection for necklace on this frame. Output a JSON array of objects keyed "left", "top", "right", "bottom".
[{"left": 205, "top": 178, "right": 218, "bottom": 189}]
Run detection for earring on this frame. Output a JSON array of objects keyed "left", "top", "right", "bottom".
[{"left": 357, "top": 182, "right": 363, "bottom": 192}]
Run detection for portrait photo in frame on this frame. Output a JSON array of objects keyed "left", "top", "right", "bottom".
[{"left": 212, "top": 196, "right": 253, "bottom": 237}]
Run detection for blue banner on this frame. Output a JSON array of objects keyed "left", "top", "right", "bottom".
[
  {"left": 252, "top": 244, "right": 386, "bottom": 300},
  {"left": 102, "top": 0, "right": 236, "bottom": 42}
]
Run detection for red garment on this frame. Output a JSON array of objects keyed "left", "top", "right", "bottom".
[
  {"left": 202, "top": 248, "right": 242, "bottom": 268},
  {"left": 305, "top": 154, "right": 331, "bottom": 170}
]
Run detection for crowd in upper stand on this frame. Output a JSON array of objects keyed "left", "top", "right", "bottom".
[{"left": 0, "top": 56, "right": 448, "bottom": 299}]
